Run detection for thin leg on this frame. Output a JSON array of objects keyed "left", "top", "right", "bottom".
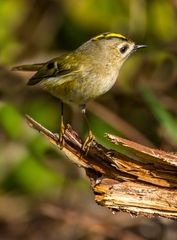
[
  {"left": 59, "top": 101, "right": 65, "bottom": 149},
  {"left": 80, "top": 104, "right": 95, "bottom": 153}
]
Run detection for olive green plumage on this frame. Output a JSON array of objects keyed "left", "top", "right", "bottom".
[{"left": 13, "top": 32, "right": 145, "bottom": 106}]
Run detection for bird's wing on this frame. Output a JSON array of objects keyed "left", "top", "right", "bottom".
[{"left": 12, "top": 54, "right": 79, "bottom": 85}]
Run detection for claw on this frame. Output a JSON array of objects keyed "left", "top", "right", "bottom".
[
  {"left": 82, "top": 130, "right": 95, "bottom": 154},
  {"left": 58, "top": 120, "right": 65, "bottom": 149}
]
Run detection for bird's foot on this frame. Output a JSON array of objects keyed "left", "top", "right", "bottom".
[
  {"left": 58, "top": 121, "right": 65, "bottom": 150},
  {"left": 82, "top": 130, "right": 95, "bottom": 154}
]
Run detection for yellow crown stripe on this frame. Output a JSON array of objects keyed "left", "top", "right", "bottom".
[
  {"left": 93, "top": 32, "right": 127, "bottom": 41},
  {"left": 92, "top": 34, "right": 105, "bottom": 41},
  {"left": 106, "top": 33, "right": 127, "bottom": 39}
]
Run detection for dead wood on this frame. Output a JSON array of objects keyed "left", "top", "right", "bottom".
[{"left": 25, "top": 115, "right": 177, "bottom": 220}]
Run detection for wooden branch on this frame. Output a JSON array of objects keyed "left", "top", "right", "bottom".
[{"left": 25, "top": 115, "right": 177, "bottom": 220}]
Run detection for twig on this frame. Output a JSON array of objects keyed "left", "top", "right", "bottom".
[{"left": 25, "top": 115, "right": 177, "bottom": 220}]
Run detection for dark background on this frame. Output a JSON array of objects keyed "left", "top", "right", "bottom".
[{"left": 0, "top": 0, "right": 177, "bottom": 239}]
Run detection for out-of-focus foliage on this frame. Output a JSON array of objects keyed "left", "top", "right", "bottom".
[
  {"left": 0, "top": 0, "right": 27, "bottom": 63},
  {"left": 140, "top": 86, "right": 177, "bottom": 145},
  {"left": 0, "top": 0, "right": 177, "bottom": 239}
]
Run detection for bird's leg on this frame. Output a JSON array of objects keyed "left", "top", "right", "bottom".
[
  {"left": 58, "top": 101, "right": 65, "bottom": 149},
  {"left": 80, "top": 104, "right": 95, "bottom": 153}
]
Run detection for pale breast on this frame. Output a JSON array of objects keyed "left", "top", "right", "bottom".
[{"left": 39, "top": 63, "right": 119, "bottom": 105}]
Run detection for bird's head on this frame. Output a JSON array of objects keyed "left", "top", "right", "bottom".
[{"left": 87, "top": 32, "right": 146, "bottom": 66}]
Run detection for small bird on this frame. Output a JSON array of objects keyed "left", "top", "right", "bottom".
[{"left": 13, "top": 32, "right": 146, "bottom": 151}]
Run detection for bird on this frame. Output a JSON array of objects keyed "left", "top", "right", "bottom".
[{"left": 13, "top": 32, "right": 146, "bottom": 151}]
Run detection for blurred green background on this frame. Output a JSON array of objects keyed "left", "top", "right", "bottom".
[{"left": 0, "top": 0, "right": 177, "bottom": 239}]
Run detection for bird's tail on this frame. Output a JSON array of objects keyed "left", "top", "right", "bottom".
[{"left": 12, "top": 63, "right": 44, "bottom": 72}]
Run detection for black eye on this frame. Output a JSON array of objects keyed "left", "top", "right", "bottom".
[
  {"left": 119, "top": 44, "right": 128, "bottom": 54},
  {"left": 47, "top": 62, "right": 55, "bottom": 69}
]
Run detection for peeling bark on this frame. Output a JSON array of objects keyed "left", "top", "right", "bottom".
[{"left": 26, "top": 115, "right": 177, "bottom": 220}]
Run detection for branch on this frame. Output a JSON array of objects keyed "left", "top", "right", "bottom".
[{"left": 25, "top": 115, "right": 177, "bottom": 220}]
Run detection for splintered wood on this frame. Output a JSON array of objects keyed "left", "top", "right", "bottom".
[{"left": 26, "top": 115, "right": 177, "bottom": 220}]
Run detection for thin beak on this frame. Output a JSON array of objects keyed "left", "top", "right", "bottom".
[{"left": 134, "top": 44, "right": 147, "bottom": 50}]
